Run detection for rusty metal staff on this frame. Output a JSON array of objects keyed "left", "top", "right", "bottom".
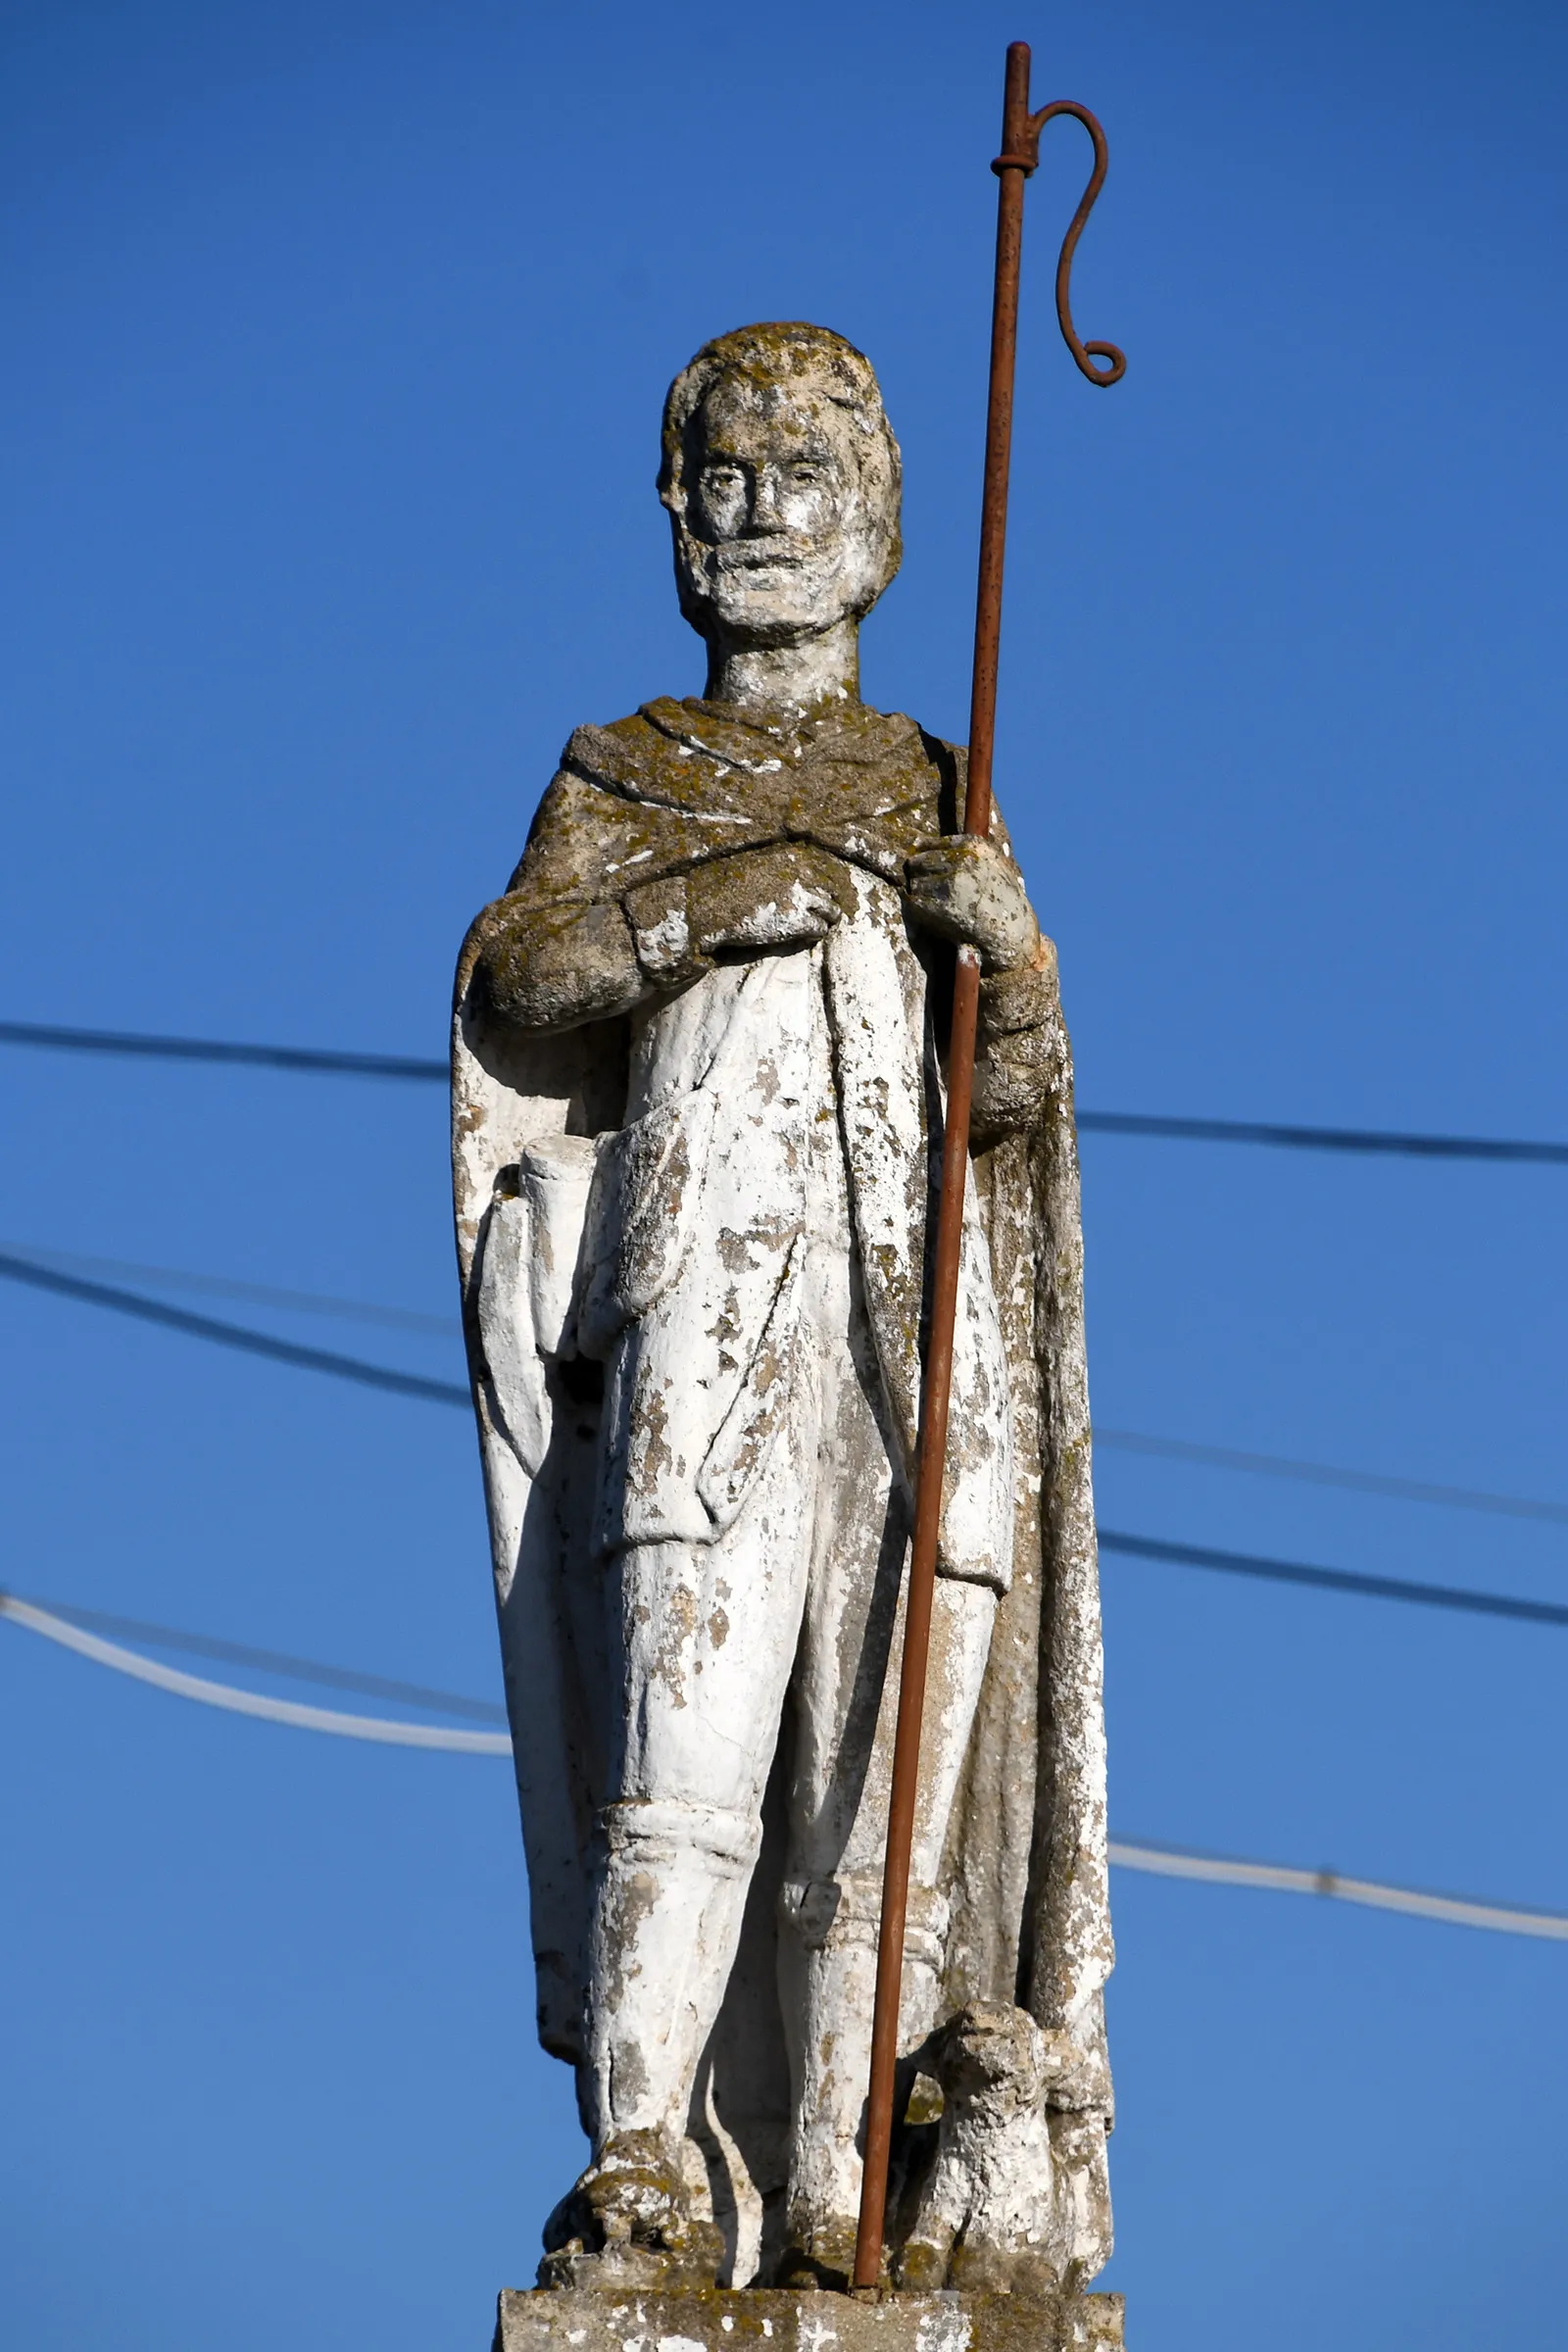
[{"left": 852, "top": 38, "right": 1124, "bottom": 2294}]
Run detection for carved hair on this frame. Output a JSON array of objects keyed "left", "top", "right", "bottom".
[{"left": 659, "top": 322, "right": 904, "bottom": 628}]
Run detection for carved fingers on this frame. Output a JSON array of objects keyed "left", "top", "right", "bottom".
[
  {"left": 626, "top": 842, "right": 856, "bottom": 986},
  {"left": 904, "top": 835, "right": 1042, "bottom": 973},
  {"left": 685, "top": 841, "right": 856, "bottom": 956},
  {"left": 969, "top": 945, "right": 1068, "bottom": 1151}
]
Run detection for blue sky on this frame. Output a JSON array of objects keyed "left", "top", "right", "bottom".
[{"left": 2, "top": 2, "right": 1565, "bottom": 2344}]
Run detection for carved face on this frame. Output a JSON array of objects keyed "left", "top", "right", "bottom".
[{"left": 676, "top": 372, "right": 887, "bottom": 648}]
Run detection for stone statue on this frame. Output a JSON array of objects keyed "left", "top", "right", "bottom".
[{"left": 452, "top": 323, "right": 1114, "bottom": 2307}]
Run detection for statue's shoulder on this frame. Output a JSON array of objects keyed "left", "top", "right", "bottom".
[
  {"left": 555, "top": 705, "right": 682, "bottom": 797},
  {"left": 550, "top": 699, "right": 767, "bottom": 808},
  {"left": 503, "top": 700, "right": 978, "bottom": 906},
  {"left": 503, "top": 703, "right": 762, "bottom": 903}
]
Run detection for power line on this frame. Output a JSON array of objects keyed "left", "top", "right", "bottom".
[
  {"left": 1076, "top": 1108, "right": 1568, "bottom": 1165},
  {"left": 1095, "top": 1428, "right": 1568, "bottom": 1528},
  {"left": 1100, "top": 1527, "right": 1568, "bottom": 1628},
  {"left": 5, "top": 1593, "right": 1562, "bottom": 1942},
  {"left": 11, "top": 1241, "right": 1566, "bottom": 1530},
  {"left": 10, "top": 1229, "right": 1567, "bottom": 1534},
  {"left": 11, "top": 1236, "right": 1568, "bottom": 1530},
  {"left": 0, "top": 1251, "right": 470, "bottom": 1408},
  {"left": 0, "top": 1242, "right": 453, "bottom": 1335},
  {"left": 9, "top": 1250, "right": 1565, "bottom": 1632},
  {"left": 1105, "top": 1838, "right": 1568, "bottom": 1942},
  {"left": 0, "top": 1018, "right": 446, "bottom": 1082},
  {"left": 6, "top": 1017, "right": 1567, "bottom": 1166}
]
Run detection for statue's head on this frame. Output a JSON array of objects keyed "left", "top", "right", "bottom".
[{"left": 660, "top": 323, "right": 903, "bottom": 658}]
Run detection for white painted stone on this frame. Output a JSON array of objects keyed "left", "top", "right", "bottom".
[{"left": 454, "top": 326, "right": 1114, "bottom": 2298}]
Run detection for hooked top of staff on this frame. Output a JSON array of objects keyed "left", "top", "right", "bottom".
[{"left": 992, "top": 40, "right": 1125, "bottom": 388}]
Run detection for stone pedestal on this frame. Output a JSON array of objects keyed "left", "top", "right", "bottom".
[{"left": 494, "top": 2288, "right": 1125, "bottom": 2352}]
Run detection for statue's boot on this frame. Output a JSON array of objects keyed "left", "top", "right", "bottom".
[
  {"left": 773, "top": 1873, "right": 946, "bottom": 2287},
  {"left": 539, "top": 2128, "right": 726, "bottom": 2287},
  {"left": 569, "top": 1795, "right": 759, "bottom": 2278}
]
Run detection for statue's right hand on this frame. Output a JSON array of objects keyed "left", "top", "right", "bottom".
[{"left": 470, "top": 895, "right": 646, "bottom": 1032}]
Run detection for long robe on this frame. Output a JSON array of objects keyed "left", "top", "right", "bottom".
[{"left": 451, "top": 694, "right": 1114, "bottom": 2230}]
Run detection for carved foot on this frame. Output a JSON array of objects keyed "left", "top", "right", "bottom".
[{"left": 539, "top": 2130, "right": 725, "bottom": 2290}]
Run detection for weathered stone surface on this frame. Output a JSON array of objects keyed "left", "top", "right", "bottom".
[
  {"left": 493, "top": 2288, "right": 1125, "bottom": 2352},
  {"left": 453, "top": 323, "right": 1115, "bottom": 2302}
]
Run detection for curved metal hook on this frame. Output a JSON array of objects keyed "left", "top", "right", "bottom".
[{"left": 994, "top": 97, "right": 1125, "bottom": 386}]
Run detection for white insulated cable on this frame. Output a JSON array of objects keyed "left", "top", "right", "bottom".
[
  {"left": 6, "top": 1593, "right": 1566, "bottom": 1936},
  {"left": 0, "top": 1593, "right": 511, "bottom": 1754},
  {"left": 1108, "top": 1838, "right": 1568, "bottom": 1941}
]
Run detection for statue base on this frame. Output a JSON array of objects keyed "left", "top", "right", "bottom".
[{"left": 494, "top": 2287, "right": 1125, "bottom": 2352}]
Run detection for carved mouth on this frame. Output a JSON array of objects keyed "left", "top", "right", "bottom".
[{"left": 715, "top": 544, "right": 808, "bottom": 574}]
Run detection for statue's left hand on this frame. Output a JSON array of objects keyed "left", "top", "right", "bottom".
[{"left": 904, "top": 837, "right": 1042, "bottom": 973}]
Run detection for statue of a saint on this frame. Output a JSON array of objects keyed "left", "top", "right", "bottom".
[{"left": 452, "top": 323, "right": 1113, "bottom": 2299}]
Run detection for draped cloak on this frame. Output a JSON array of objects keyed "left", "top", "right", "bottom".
[{"left": 451, "top": 694, "right": 1114, "bottom": 2175}]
